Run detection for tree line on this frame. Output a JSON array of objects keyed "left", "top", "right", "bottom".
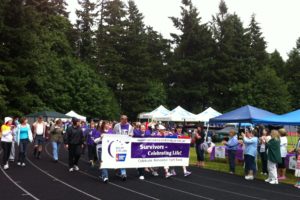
[{"left": 0, "top": 0, "right": 300, "bottom": 120}]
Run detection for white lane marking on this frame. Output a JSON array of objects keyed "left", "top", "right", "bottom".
[
  {"left": 173, "top": 177, "right": 266, "bottom": 200},
  {"left": 45, "top": 143, "right": 160, "bottom": 200},
  {"left": 0, "top": 165, "right": 40, "bottom": 200},
  {"left": 143, "top": 180, "right": 214, "bottom": 200},
  {"left": 26, "top": 158, "right": 102, "bottom": 200},
  {"left": 191, "top": 173, "right": 300, "bottom": 198}
]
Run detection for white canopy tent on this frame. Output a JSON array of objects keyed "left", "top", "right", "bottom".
[
  {"left": 196, "top": 107, "right": 222, "bottom": 122},
  {"left": 138, "top": 105, "right": 170, "bottom": 120},
  {"left": 66, "top": 110, "right": 87, "bottom": 121},
  {"left": 155, "top": 106, "right": 198, "bottom": 122}
]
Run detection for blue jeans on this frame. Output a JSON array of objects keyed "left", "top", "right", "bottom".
[
  {"left": 52, "top": 141, "right": 61, "bottom": 161},
  {"left": 97, "top": 147, "right": 109, "bottom": 179},
  {"left": 227, "top": 150, "right": 236, "bottom": 173},
  {"left": 18, "top": 139, "right": 29, "bottom": 163}
]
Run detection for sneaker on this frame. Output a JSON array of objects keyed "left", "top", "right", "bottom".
[
  {"left": 3, "top": 163, "right": 9, "bottom": 170},
  {"left": 171, "top": 169, "right": 177, "bottom": 176},
  {"left": 152, "top": 171, "right": 159, "bottom": 177},
  {"left": 74, "top": 165, "right": 79, "bottom": 171},
  {"left": 69, "top": 168, "right": 74, "bottom": 172},
  {"left": 103, "top": 177, "right": 109, "bottom": 183},
  {"left": 245, "top": 175, "right": 254, "bottom": 180},
  {"left": 229, "top": 171, "right": 234, "bottom": 174},
  {"left": 184, "top": 171, "right": 192, "bottom": 177},
  {"left": 21, "top": 163, "right": 26, "bottom": 167},
  {"left": 263, "top": 173, "right": 268, "bottom": 176},
  {"left": 90, "top": 160, "right": 95, "bottom": 167},
  {"left": 139, "top": 176, "right": 145, "bottom": 180},
  {"left": 269, "top": 179, "right": 278, "bottom": 184},
  {"left": 278, "top": 176, "right": 286, "bottom": 180},
  {"left": 121, "top": 174, "right": 127, "bottom": 181},
  {"left": 265, "top": 178, "right": 271, "bottom": 182},
  {"left": 165, "top": 172, "right": 172, "bottom": 179},
  {"left": 17, "top": 162, "right": 21, "bottom": 166}
]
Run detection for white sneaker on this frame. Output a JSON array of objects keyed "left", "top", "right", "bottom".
[
  {"left": 265, "top": 178, "right": 271, "bottom": 182},
  {"left": 103, "top": 177, "right": 109, "bottom": 183},
  {"left": 74, "top": 165, "right": 79, "bottom": 171},
  {"left": 69, "top": 168, "right": 74, "bottom": 172},
  {"left": 139, "top": 176, "right": 145, "bottom": 180},
  {"left": 165, "top": 172, "right": 172, "bottom": 178},
  {"left": 17, "top": 162, "right": 21, "bottom": 166},
  {"left": 152, "top": 171, "right": 159, "bottom": 177},
  {"left": 21, "top": 163, "right": 26, "bottom": 167},
  {"left": 3, "top": 163, "right": 9, "bottom": 170},
  {"left": 184, "top": 171, "right": 192, "bottom": 177},
  {"left": 269, "top": 179, "right": 278, "bottom": 184},
  {"left": 171, "top": 169, "right": 177, "bottom": 176},
  {"left": 245, "top": 175, "right": 254, "bottom": 180}
]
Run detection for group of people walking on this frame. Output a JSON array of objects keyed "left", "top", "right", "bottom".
[{"left": 2, "top": 115, "right": 300, "bottom": 188}]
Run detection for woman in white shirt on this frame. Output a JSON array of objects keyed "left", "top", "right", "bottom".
[{"left": 278, "top": 128, "right": 288, "bottom": 180}]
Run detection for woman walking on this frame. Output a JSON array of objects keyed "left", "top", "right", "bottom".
[
  {"left": 1, "top": 117, "right": 14, "bottom": 170},
  {"left": 15, "top": 117, "right": 33, "bottom": 167},
  {"left": 50, "top": 119, "right": 64, "bottom": 163}
]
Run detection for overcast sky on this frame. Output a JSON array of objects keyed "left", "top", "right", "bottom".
[{"left": 67, "top": 0, "right": 300, "bottom": 60}]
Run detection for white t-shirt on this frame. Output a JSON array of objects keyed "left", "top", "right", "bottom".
[
  {"left": 280, "top": 136, "right": 288, "bottom": 157},
  {"left": 36, "top": 123, "right": 44, "bottom": 135}
]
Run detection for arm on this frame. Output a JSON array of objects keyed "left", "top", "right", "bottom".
[{"left": 243, "top": 137, "right": 257, "bottom": 144}]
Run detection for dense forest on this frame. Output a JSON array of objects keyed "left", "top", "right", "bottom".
[{"left": 0, "top": 0, "right": 300, "bottom": 120}]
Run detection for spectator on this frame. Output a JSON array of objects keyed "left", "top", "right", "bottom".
[
  {"left": 223, "top": 129, "right": 238, "bottom": 174},
  {"left": 259, "top": 128, "right": 270, "bottom": 175},
  {"left": 265, "top": 130, "right": 282, "bottom": 184},
  {"left": 194, "top": 125, "right": 205, "bottom": 168},
  {"left": 242, "top": 129, "right": 258, "bottom": 180},
  {"left": 278, "top": 128, "right": 288, "bottom": 180}
]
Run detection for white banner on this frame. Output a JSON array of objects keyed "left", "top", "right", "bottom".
[
  {"left": 101, "top": 134, "right": 191, "bottom": 169},
  {"left": 215, "top": 146, "right": 226, "bottom": 159}
]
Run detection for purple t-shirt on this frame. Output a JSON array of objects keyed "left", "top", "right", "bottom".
[{"left": 120, "top": 124, "right": 130, "bottom": 135}]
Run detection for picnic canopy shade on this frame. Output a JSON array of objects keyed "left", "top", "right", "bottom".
[
  {"left": 155, "top": 106, "right": 198, "bottom": 122},
  {"left": 209, "top": 105, "right": 277, "bottom": 124},
  {"left": 66, "top": 110, "right": 87, "bottom": 121},
  {"left": 138, "top": 105, "right": 170, "bottom": 119},
  {"left": 196, "top": 107, "right": 222, "bottom": 122},
  {"left": 253, "top": 109, "right": 300, "bottom": 125},
  {"left": 26, "top": 111, "right": 71, "bottom": 121}
]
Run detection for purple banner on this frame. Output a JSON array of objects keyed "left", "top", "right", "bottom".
[{"left": 131, "top": 142, "right": 190, "bottom": 158}]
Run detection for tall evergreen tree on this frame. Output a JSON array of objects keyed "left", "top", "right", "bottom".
[
  {"left": 76, "top": 0, "right": 98, "bottom": 63},
  {"left": 168, "top": 0, "right": 216, "bottom": 112},
  {"left": 268, "top": 49, "right": 285, "bottom": 77}
]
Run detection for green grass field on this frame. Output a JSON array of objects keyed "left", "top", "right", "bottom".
[{"left": 189, "top": 136, "right": 299, "bottom": 185}]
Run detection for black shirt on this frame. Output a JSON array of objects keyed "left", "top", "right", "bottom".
[{"left": 64, "top": 126, "right": 84, "bottom": 145}]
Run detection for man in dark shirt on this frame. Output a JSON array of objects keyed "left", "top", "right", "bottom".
[{"left": 64, "top": 118, "right": 84, "bottom": 172}]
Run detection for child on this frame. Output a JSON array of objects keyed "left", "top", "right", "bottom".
[{"left": 295, "top": 149, "right": 300, "bottom": 188}]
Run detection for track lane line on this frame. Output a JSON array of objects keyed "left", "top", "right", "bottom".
[
  {"left": 191, "top": 172, "right": 300, "bottom": 198},
  {"left": 172, "top": 177, "right": 266, "bottom": 200},
  {"left": 0, "top": 159, "right": 40, "bottom": 200},
  {"left": 45, "top": 143, "right": 160, "bottom": 200},
  {"left": 26, "top": 158, "right": 102, "bottom": 200}
]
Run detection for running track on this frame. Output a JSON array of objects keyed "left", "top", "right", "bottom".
[{"left": 1, "top": 143, "right": 300, "bottom": 200}]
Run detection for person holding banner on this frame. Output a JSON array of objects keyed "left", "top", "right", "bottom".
[
  {"left": 94, "top": 121, "right": 112, "bottom": 183},
  {"left": 168, "top": 125, "right": 192, "bottom": 177},
  {"left": 112, "top": 115, "right": 133, "bottom": 181}
]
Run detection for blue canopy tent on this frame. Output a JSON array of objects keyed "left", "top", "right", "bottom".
[
  {"left": 253, "top": 109, "right": 300, "bottom": 125},
  {"left": 209, "top": 105, "right": 277, "bottom": 124}
]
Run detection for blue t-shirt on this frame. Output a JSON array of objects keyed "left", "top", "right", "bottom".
[{"left": 20, "top": 126, "right": 29, "bottom": 140}]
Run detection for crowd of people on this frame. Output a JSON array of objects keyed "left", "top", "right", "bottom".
[
  {"left": 1, "top": 115, "right": 300, "bottom": 188},
  {"left": 222, "top": 127, "right": 300, "bottom": 187}
]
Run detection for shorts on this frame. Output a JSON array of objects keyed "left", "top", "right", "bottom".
[
  {"left": 277, "top": 157, "right": 286, "bottom": 169},
  {"left": 295, "top": 169, "right": 300, "bottom": 177},
  {"left": 34, "top": 135, "right": 45, "bottom": 145}
]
